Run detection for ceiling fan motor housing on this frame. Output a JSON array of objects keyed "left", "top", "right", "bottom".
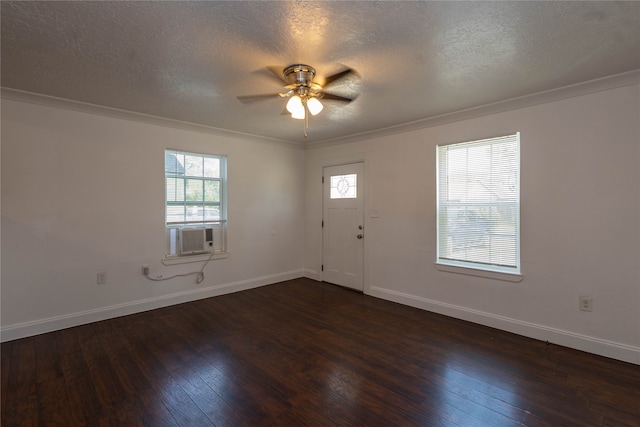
[{"left": 283, "top": 64, "right": 316, "bottom": 87}]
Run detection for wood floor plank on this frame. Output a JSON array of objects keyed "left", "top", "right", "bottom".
[
  {"left": 148, "top": 315, "right": 200, "bottom": 365},
  {"left": 99, "top": 329, "right": 153, "bottom": 397},
  {"left": 6, "top": 338, "right": 37, "bottom": 401},
  {"left": 1, "top": 340, "right": 13, "bottom": 426},
  {"left": 3, "top": 278, "right": 639, "bottom": 426},
  {"left": 60, "top": 350, "right": 105, "bottom": 425},
  {"left": 94, "top": 398, "right": 149, "bottom": 427},
  {"left": 116, "top": 324, "right": 172, "bottom": 384},
  {"left": 167, "top": 359, "right": 247, "bottom": 426},
  {"left": 131, "top": 317, "right": 195, "bottom": 372},
  {"left": 79, "top": 333, "right": 128, "bottom": 411},
  {"left": 59, "top": 340, "right": 104, "bottom": 425},
  {"left": 36, "top": 376, "right": 75, "bottom": 426},
  {"left": 602, "top": 416, "right": 639, "bottom": 427},
  {"left": 150, "top": 375, "right": 215, "bottom": 427},
  {"left": 33, "top": 332, "right": 63, "bottom": 384},
  {"left": 589, "top": 400, "right": 640, "bottom": 427},
  {"left": 130, "top": 389, "right": 180, "bottom": 427},
  {"left": 578, "top": 385, "right": 640, "bottom": 421},
  {"left": 2, "top": 394, "right": 39, "bottom": 427}
]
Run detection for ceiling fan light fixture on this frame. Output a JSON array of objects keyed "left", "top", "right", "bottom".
[
  {"left": 237, "top": 63, "right": 357, "bottom": 137},
  {"left": 286, "top": 95, "right": 304, "bottom": 115},
  {"left": 291, "top": 108, "right": 305, "bottom": 120},
  {"left": 307, "top": 97, "right": 323, "bottom": 116}
]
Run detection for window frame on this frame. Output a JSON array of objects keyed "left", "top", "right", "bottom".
[
  {"left": 435, "top": 133, "right": 521, "bottom": 279},
  {"left": 164, "top": 149, "right": 228, "bottom": 257}
]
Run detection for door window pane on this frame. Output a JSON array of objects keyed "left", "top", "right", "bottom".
[{"left": 330, "top": 174, "right": 357, "bottom": 199}]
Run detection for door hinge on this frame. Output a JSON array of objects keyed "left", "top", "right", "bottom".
[
  {"left": 322, "top": 176, "right": 324, "bottom": 183},
  {"left": 321, "top": 264, "right": 324, "bottom": 271},
  {"left": 322, "top": 220, "right": 324, "bottom": 228}
]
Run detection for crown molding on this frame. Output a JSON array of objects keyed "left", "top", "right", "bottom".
[
  {"left": 305, "top": 69, "right": 640, "bottom": 150},
  {"left": 3, "top": 69, "right": 638, "bottom": 151},
  {"left": 0, "top": 87, "right": 303, "bottom": 148}
]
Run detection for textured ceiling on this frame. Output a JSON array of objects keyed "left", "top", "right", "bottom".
[{"left": 2, "top": 1, "right": 639, "bottom": 144}]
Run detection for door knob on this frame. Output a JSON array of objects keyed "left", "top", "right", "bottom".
[{"left": 357, "top": 234, "right": 363, "bottom": 239}]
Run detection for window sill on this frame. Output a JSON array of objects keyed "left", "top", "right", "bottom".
[
  {"left": 162, "top": 252, "right": 230, "bottom": 266},
  {"left": 435, "top": 263, "right": 523, "bottom": 283}
]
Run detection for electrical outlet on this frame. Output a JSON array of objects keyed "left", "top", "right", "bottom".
[
  {"left": 97, "top": 272, "right": 107, "bottom": 285},
  {"left": 142, "top": 264, "right": 150, "bottom": 276},
  {"left": 579, "top": 296, "right": 593, "bottom": 312}
]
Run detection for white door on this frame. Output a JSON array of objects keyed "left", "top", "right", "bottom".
[{"left": 323, "top": 162, "right": 364, "bottom": 291}]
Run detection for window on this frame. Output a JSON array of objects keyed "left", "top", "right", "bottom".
[
  {"left": 165, "top": 150, "right": 227, "bottom": 256},
  {"left": 436, "top": 133, "right": 520, "bottom": 275},
  {"left": 330, "top": 173, "right": 357, "bottom": 199}
]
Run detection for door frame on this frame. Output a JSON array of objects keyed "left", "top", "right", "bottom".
[{"left": 320, "top": 157, "right": 369, "bottom": 293}]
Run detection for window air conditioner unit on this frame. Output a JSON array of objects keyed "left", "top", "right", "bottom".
[{"left": 179, "top": 227, "right": 214, "bottom": 255}]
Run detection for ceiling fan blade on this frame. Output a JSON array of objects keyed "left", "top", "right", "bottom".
[
  {"left": 236, "top": 93, "right": 282, "bottom": 103},
  {"left": 321, "top": 93, "right": 354, "bottom": 103},
  {"left": 265, "top": 65, "right": 286, "bottom": 83},
  {"left": 322, "top": 68, "right": 357, "bottom": 88}
]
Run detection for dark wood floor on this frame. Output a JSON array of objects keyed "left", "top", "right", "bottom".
[{"left": 2, "top": 278, "right": 639, "bottom": 426}]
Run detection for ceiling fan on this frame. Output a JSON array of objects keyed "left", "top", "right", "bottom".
[{"left": 237, "top": 64, "right": 357, "bottom": 137}]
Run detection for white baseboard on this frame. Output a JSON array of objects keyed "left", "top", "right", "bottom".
[
  {"left": 0, "top": 269, "right": 304, "bottom": 342},
  {"left": 303, "top": 269, "right": 319, "bottom": 280},
  {"left": 368, "top": 286, "right": 640, "bottom": 365}
]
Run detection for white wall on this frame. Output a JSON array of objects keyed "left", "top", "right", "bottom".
[
  {"left": 1, "top": 98, "right": 305, "bottom": 339},
  {"left": 304, "top": 84, "right": 640, "bottom": 364},
  {"left": 3, "top": 83, "right": 639, "bottom": 365}
]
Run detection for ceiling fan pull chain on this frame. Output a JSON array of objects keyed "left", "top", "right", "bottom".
[{"left": 304, "top": 98, "right": 309, "bottom": 138}]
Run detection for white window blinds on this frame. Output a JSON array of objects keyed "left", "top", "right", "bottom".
[{"left": 436, "top": 133, "right": 520, "bottom": 274}]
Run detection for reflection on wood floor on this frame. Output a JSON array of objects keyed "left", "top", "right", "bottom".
[{"left": 2, "top": 278, "right": 639, "bottom": 426}]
